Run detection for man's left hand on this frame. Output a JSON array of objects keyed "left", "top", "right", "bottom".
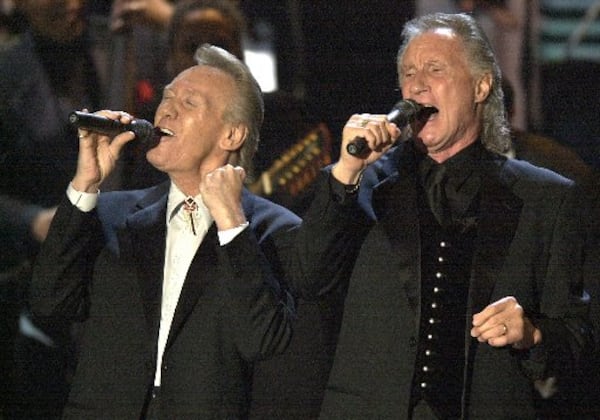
[
  {"left": 201, "top": 164, "right": 247, "bottom": 231},
  {"left": 471, "top": 296, "right": 542, "bottom": 349}
]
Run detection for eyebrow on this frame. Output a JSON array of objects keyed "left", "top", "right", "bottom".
[{"left": 162, "top": 85, "right": 200, "bottom": 97}]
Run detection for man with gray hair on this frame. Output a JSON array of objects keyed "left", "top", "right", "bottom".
[
  {"left": 28, "top": 44, "right": 299, "bottom": 419},
  {"left": 294, "top": 13, "right": 594, "bottom": 418}
]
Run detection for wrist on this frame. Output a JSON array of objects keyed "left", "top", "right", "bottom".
[
  {"left": 213, "top": 207, "right": 246, "bottom": 231},
  {"left": 343, "top": 171, "right": 364, "bottom": 194},
  {"left": 71, "top": 177, "right": 100, "bottom": 194},
  {"left": 331, "top": 162, "right": 364, "bottom": 185}
]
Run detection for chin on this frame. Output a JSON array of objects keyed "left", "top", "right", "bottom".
[
  {"left": 146, "top": 151, "right": 163, "bottom": 169},
  {"left": 417, "top": 131, "right": 439, "bottom": 147}
]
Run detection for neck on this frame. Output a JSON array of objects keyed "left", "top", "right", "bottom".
[
  {"left": 428, "top": 138, "right": 477, "bottom": 163},
  {"left": 169, "top": 153, "right": 233, "bottom": 196},
  {"left": 170, "top": 176, "right": 201, "bottom": 197}
]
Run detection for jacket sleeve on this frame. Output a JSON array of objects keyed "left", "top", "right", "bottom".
[
  {"left": 29, "top": 194, "right": 104, "bottom": 323},
  {"left": 519, "top": 182, "right": 595, "bottom": 386},
  {"left": 286, "top": 168, "right": 374, "bottom": 299},
  {"left": 218, "top": 225, "right": 296, "bottom": 361}
]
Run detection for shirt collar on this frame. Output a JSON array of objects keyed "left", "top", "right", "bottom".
[{"left": 166, "top": 182, "right": 211, "bottom": 225}]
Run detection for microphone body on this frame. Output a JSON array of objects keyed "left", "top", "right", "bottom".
[
  {"left": 68, "top": 111, "right": 156, "bottom": 145},
  {"left": 346, "top": 99, "right": 423, "bottom": 157}
]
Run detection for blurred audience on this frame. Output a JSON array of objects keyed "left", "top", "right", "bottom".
[
  {"left": 502, "top": 79, "right": 595, "bottom": 185},
  {"left": 0, "top": 0, "right": 113, "bottom": 417}
]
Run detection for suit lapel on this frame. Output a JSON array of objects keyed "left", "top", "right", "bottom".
[
  {"left": 120, "top": 185, "right": 169, "bottom": 337},
  {"left": 467, "top": 159, "right": 523, "bottom": 336},
  {"left": 372, "top": 147, "right": 422, "bottom": 320},
  {"left": 166, "top": 224, "right": 219, "bottom": 349}
]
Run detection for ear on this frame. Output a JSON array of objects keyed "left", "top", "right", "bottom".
[
  {"left": 220, "top": 124, "right": 247, "bottom": 152},
  {"left": 474, "top": 72, "right": 492, "bottom": 103}
]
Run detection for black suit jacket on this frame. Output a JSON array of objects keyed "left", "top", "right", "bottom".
[
  {"left": 299, "top": 143, "right": 592, "bottom": 419},
  {"left": 29, "top": 182, "right": 300, "bottom": 419}
]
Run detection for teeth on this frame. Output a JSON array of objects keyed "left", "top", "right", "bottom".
[{"left": 159, "top": 128, "right": 174, "bottom": 136}]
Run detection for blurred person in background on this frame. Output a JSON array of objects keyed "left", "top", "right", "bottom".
[
  {"left": 502, "top": 78, "right": 594, "bottom": 186},
  {"left": 0, "top": 0, "right": 112, "bottom": 417}
]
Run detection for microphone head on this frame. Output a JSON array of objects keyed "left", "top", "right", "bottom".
[
  {"left": 386, "top": 99, "right": 422, "bottom": 127},
  {"left": 131, "top": 119, "right": 163, "bottom": 150},
  {"left": 129, "top": 119, "right": 154, "bottom": 141}
]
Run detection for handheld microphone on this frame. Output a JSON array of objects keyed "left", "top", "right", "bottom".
[
  {"left": 346, "top": 99, "right": 431, "bottom": 157},
  {"left": 68, "top": 111, "right": 158, "bottom": 145}
]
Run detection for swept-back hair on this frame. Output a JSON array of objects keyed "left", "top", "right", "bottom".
[{"left": 194, "top": 43, "right": 264, "bottom": 173}]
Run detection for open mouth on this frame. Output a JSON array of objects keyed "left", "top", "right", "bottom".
[
  {"left": 410, "top": 105, "right": 438, "bottom": 134},
  {"left": 145, "top": 127, "right": 174, "bottom": 149},
  {"left": 155, "top": 127, "right": 174, "bottom": 137},
  {"left": 419, "top": 105, "right": 439, "bottom": 121}
]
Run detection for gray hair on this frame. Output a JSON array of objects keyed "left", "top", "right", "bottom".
[
  {"left": 397, "top": 13, "right": 510, "bottom": 154},
  {"left": 194, "top": 43, "right": 264, "bottom": 174}
]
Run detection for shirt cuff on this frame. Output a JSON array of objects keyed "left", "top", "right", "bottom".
[
  {"left": 218, "top": 221, "right": 249, "bottom": 246},
  {"left": 66, "top": 183, "right": 99, "bottom": 212}
]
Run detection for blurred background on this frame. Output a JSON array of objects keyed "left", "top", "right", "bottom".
[{"left": 1, "top": 0, "right": 597, "bottom": 169}]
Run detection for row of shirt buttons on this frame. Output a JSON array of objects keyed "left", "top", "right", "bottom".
[{"left": 417, "top": 240, "right": 451, "bottom": 390}]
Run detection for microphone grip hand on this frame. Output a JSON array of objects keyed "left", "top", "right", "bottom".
[
  {"left": 344, "top": 99, "right": 430, "bottom": 158},
  {"left": 71, "top": 109, "right": 140, "bottom": 192},
  {"left": 346, "top": 136, "right": 369, "bottom": 157}
]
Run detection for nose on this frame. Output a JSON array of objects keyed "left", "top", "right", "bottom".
[
  {"left": 156, "top": 100, "right": 176, "bottom": 121},
  {"left": 410, "top": 72, "right": 429, "bottom": 95}
]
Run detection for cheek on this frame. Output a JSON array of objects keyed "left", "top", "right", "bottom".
[{"left": 400, "top": 84, "right": 410, "bottom": 97}]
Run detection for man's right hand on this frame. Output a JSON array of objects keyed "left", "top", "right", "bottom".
[
  {"left": 332, "top": 113, "right": 400, "bottom": 185},
  {"left": 72, "top": 110, "right": 136, "bottom": 193}
]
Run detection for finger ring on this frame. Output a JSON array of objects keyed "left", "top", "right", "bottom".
[{"left": 501, "top": 323, "right": 508, "bottom": 336}]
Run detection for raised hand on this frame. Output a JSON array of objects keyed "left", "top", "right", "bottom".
[
  {"left": 72, "top": 110, "right": 136, "bottom": 193},
  {"left": 333, "top": 113, "right": 400, "bottom": 185},
  {"left": 200, "top": 164, "right": 247, "bottom": 231},
  {"left": 110, "top": 0, "right": 174, "bottom": 32}
]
